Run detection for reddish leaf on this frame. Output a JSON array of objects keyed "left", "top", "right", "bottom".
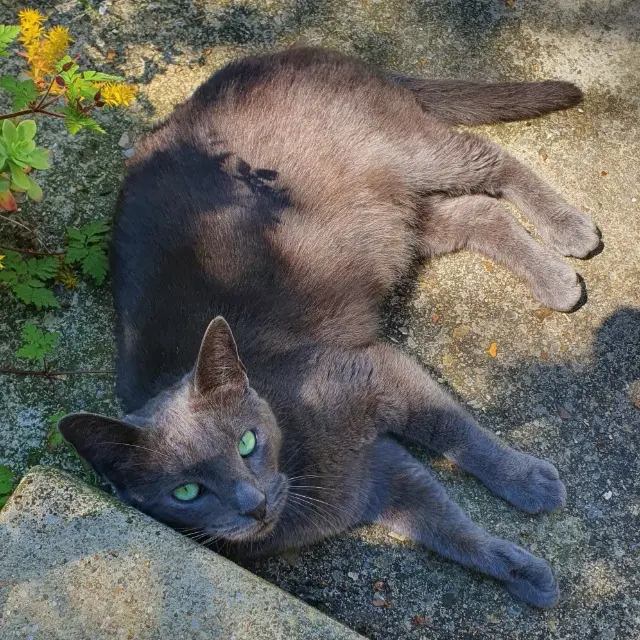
[{"left": 0, "top": 189, "right": 17, "bottom": 211}]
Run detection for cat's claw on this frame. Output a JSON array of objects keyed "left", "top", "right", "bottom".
[
  {"left": 489, "top": 455, "right": 566, "bottom": 514},
  {"left": 542, "top": 208, "right": 602, "bottom": 259}
]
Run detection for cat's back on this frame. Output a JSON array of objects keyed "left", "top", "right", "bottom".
[{"left": 112, "top": 48, "right": 422, "bottom": 409}]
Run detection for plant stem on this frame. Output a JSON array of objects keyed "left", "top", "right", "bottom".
[
  {"left": 36, "top": 78, "right": 56, "bottom": 110},
  {"left": 0, "top": 368, "right": 115, "bottom": 377},
  {"left": 0, "top": 107, "right": 65, "bottom": 121},
  {"left": 0, "top": 244, "right": 65, "bottom": 257}
]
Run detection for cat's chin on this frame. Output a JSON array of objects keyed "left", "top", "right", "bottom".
[{"left": 219, "top": 518, "right": 278, "bottom": 542}]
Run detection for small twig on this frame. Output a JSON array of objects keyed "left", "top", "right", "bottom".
[
  {"left": 0, "top": 213, "right": 36, "bottom": 235},
  {"left": 0, "top": 214, "right": 53, "bottom": 252},
  {"left": 41, "top": 95, "right": 62, "bottom": 110},
  {"left": 36, "top": 77, "right": 56, "bottom": 110},
  {"left": 0, "top": 106, "right": 65, "bottom": 121},
  {"left": 0, "top": 368, "right": 115, "bottom": 377},
  {"left": 0, "top": 109, "right": 35, "bottom": 121},
  {"left": 0, "top": 244, "right": 65, "bottom": 257},
  {"left": 37, "top": 109, "right": 65, "bottom": 119}
]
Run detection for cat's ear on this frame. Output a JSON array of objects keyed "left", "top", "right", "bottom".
[
  {"left": 193, "top": 316, "right": 248, "bottom": 398},
  {"left": 59, "top": 412, "right": 142, "bottom": 485}
]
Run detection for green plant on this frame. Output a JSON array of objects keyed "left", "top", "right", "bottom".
[
  {"left": 65, "top": 218, "right": 110, "bottom": 283},
  {"left": 0, "top": 250, "right": 60, "bottom": 308},
  {"left": 46, "top": 410, "right": 67, "bottom": 451},
  {"left": 0, "top": 465, "right": 16, "bottom": 507},
  {"left": 0, "top": 119, "right": 49, "bottom": 206},
  {"left": 15, "top": 321, "right": 60, "bottom": 366},
  {"left": 0, "top": 11, "right": 136, "bottom": 211}
]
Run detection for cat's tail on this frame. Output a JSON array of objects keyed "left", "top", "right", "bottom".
[{"left": 388, "top": 73, "right": 583, "bottom": 125}]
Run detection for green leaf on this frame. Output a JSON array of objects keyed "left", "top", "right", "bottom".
[
  {"left": 26, "top": 256, "right": 59, "bottom": 280},
  {"left": 2, "top": 119, "right": 17, "bottom": 145},
  {"left": 66, "top": 228, "right": 87, "bottom": 243},
  {"left": 25, "top": 147, "right": 50, "bottom": 171},
  {"left": 16, "top": 322, "right": 60, "bottom": 363},
  {"left": 83, "top": 70, "right": 125, "bottom": 83},
  {"left": 0, "top": 176, "right": 9, "bottom": 192},
  {"left": 12, "top": 282, "right": 60, "bottom": 309},
  {"left": 56, "top": 55, "right": 79, "bottom": 76},
  {"left": 83, "top": 218, "right": 111, "bottom": 239},
  {"left": 0, "top": 25, "right": 20, "bottom": 57},
  {"left": 60, "top": 107, "right": 106, "bottom": 135},
  {"left": 65, "top": 245, "right": 88, "bottom": 263},
  {"left": 8, "top": 162, "right": 30, "bottom": 189},
  {"left": 15, "top": 139, "right": 36, "bottom": 155},
  {"left": 26, "top": 176, "right": 43, "bottom": 202},
  {"left": 65, "top": 219, "right": 111, "bottom": 283},
  {"left": 81, "top": 245, "right": 108, "bottom": 283},
  {"left": 0, "top": 465, "right": 15, "bottom": 495},
  {"left": 0, "top": 77, "right": 39, "bottom": 110},
  {"left": 16, "top": 120, "right": 37, "bottom": 141},
  {"left": 46, "top": 427, "right": 66, "bottom": 452},
  {"left": 48, "top": 410, "right": 67, "bottom": 424}
]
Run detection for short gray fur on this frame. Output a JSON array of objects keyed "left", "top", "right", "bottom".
[{"left": 58, "top": 48, "right": 603, "bottom": 609}]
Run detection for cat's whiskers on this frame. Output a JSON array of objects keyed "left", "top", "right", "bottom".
[
  {"left": 288, "top": 494, "right": 344, "bottom": 532},
  {"left": 288, "top": 484, "right": 342, "bottom": 494},
  {"left": 286, "top": 500, "right": 325, "bottom": 540},
  {"left": 288, "top": 491, "right": 354, "bottom": 521},
  {"left": 288, "top": 495, "right": 339, "bottom": 532}
]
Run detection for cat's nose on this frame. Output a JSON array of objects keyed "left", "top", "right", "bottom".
[
  {"left": 244, "top": 496, "right": 267, "bottom": 521},
  {"left": 236, "top": 483, "right": 267, "bottom": 521}
]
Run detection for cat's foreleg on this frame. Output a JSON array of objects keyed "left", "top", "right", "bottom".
[
  {"left": 364, "top": 344, "right": 566, "bottom": 514},
  {"left": 419, "top": 194, "right": 584, "bottom": 311},
  {"left": 363, "top": 437, "right": 560, "bottom": 608}
]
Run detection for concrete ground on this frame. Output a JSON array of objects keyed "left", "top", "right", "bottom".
[{"left": 1, "top": 0, "right": 638, "bottom": 638}]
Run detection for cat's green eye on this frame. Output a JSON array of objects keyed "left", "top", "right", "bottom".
[
  {"left": 172, "top": 483, "right": 200, "bottom": 501},
  {"left": 238, "top": 430, "right": 256, "bottom": 457}
]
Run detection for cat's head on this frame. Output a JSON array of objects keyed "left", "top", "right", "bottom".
[{"left": 59, "top": 317, "right": 287, "bottom": 543}]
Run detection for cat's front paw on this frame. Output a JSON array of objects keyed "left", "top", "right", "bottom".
[
  {"left": 543, "top": 207, "right": 602, "bottom": 259},
  {"left": 492, "top": 542, "right": 560, "bottom": 608},
  {"left": 492, "top": 455, "right": 566, "bottom": 514}
]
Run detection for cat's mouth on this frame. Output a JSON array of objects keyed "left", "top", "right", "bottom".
[{"left": 219, "top": 476, "right": 288, "bottom": 542}]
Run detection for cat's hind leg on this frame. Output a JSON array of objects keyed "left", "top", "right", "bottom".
[
  {"left": 364, "top": 344, "right": 566, "bottom": 515},
  {"left": 401, "top": 120, "right": 601, "bottom": 259},
  {"left": 419, "top": 194, "right": 585, "bottom": 311},
  {"left": 363, "top": 437, "right": 560, "bottom": 607}
]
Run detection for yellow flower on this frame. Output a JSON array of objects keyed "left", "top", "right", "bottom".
[
  {"left": 0, "top": 254, "right": 4, "bottom": 270},
  {"left": 100, "top": 83, "right": 138, "bottom": 107},
  {"left": 42, "top": 25, "right": 71, "bottom": 64},
  {"left": 18, "top": 9, "right": 46, "bottom": 47}
]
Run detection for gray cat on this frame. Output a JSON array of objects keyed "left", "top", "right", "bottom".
[{"left": 60, "top": 48, "right": 601, "bottom": 608}]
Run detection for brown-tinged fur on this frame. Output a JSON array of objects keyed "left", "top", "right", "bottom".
[{"left": 60, "top": 47, "right": 602, "bottom": 608}]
